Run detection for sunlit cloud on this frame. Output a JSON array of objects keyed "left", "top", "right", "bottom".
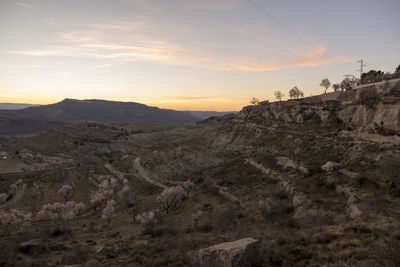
[
  {"left": 9, "top": 18, "right": 353, "bottom": 72},
  {"left": 15, "top": 1, "right": 32, "bottom": 8},
  {"left": 288, "top": 46, "right": 355, "bottom": 68},
  {"left": 0, "top": 93, "right": 18, "bottom": 98},
  {"left": 142, "top": 95, "right": 248, "bottom": 111}
]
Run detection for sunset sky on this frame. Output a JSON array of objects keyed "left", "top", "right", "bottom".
[{"left": 0, "top": 0, "right": 399, "bottom": 111}]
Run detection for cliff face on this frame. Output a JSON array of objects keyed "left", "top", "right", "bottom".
[
  {"left": 237, "top": 92, "right": 400, "bottom": 134},
  {"left": 338, "top": 102, "right": 400, "bottom": 132}
]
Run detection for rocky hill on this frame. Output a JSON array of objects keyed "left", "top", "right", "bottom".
[
  {"left": 0, "top": 99, "right": 200, "bottom": 135},
  {"left": 0, "top": 84, "right": 399, "bottom": 266}
]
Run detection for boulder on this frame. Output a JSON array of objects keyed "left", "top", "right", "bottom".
[
  {"left": 346, "top": 204, "right": 362, "bottom": 220},
  {"left": 17, "top": 239, "right": 44, "bottom": 254},
  {"left": 321, "top": 161, "right": 341, "bottom": 172},
  {"left": 276, "top": 157, "right": 297, "bottom": 170},
  {"left": 199, "top": 238, "right": 259, "bottom": 267}
]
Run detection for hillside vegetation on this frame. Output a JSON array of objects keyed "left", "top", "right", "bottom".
[{"left": 0, "top": 88, "right": 400, "bottom": 266}]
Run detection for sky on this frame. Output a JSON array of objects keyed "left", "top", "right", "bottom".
[{"left": 0, "top": 0, "right": 399, "bottom": 111}]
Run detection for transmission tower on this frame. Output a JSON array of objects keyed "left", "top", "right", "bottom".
[{"left": 357, "top": 60, "right": 366, "bottom": 78}]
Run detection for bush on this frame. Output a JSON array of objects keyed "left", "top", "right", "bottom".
[
  {"left": 157, "top": 186, "right": 186, "bottom": 213},
  {"left": 359, "top": 87, "right": 378, "bottom": 108},
  {"left": 136, "top": 210, "right": 158, "bottom": 234}
]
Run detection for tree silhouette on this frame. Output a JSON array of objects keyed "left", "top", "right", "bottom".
[
  {"left": 320, "top": 78, "right": 331, "bottom": 94},
  {"left": 289, "top": 87, "right": 304, "bottom": 99},
  {"left": 274, "top": 91, "right": 284, "bottom": 101},
  {"left": 250, "top": 97, "right": 259, "bottom": 105}
]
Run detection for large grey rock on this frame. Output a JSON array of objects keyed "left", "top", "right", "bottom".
[
  {"left": 346, "top": 204, "right": 362, "bottom": 220},
  {"left": 321, "top": 161, "right": 341, "bottom": 172},
  {"left": 199, "top": 238, "right": 259, "bottom": 267}
]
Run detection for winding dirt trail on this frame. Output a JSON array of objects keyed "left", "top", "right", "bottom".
[
  {"left": 104, "top": 158, "right": 166, "bottom": 189},
  {"left": 134, "top": 157, "right": 167, "bottom": 189}
]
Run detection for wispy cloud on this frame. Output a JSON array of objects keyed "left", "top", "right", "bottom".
[
  {"left": 288, "top": 47, "right": 354, "bottom": 68},
  {"left": 0, "top": 93, "right": 18, "bottom": 98},
  {"left": 9, "top": 20, "right": 353, "bottom": 72},
  {"left": 15, "top": 1, "right": 32, "bottom": 8},
  {"left": 182, "top": 0, "right": 242, "bottom": 10}
]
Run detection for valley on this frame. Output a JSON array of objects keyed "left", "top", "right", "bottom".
[{"left": 0, "top": 83, "right": 400, "bottom": 266}]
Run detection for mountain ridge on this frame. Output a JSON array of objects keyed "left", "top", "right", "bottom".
[{"left": 0, "top": 98, "right": 200, "bottom": 135}]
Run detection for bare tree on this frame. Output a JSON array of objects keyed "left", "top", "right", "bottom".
[
  {"left": 320, "top": 78, "right": 331, "bottom": 94},
  {"left": 332, "top": 83, "right": 340, "bottom": 92},
  {"left": 274, "top": 91, "right": 284, "bottom": 101},
  {"left": 289, "top": 86, "right": 304, "bottom": 99},
  {"left": 250, "top": 97, "right": 259, "bottom": 105}
]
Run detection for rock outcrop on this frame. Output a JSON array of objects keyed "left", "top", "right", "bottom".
[
  {"left": 199, "top": 238, "right": 259, "bottom": 267},
  {"left": 338, "top": 103, "right": 400, "bottom": 132},
  {"left": 236, "top": 91, "right": 400, "bottom": 135},
  {"left": 321, "top": 161, "right": 342, "bottom": 172}
]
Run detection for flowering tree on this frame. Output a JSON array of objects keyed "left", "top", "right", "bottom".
[
  {"left": 37, "top": 201, "right": 86, "bottom": 226},
  {"left": 135, "top": 210, "right": 158, "bottom": 234},
  {"left": 101, "top": 199, "right": 115, "bottom": 226},
  {"left": 58, "top": 185, "right": 73, "bottom": 201},
  {"left": 0, "top": 209, "right": 32, "bottom": 232},
  {"left": 8, "top": 179, "right": 23, "bottom": 196},
  {"left": 90, "top": 177, "right": 116, "bottom": 210},
  {"left": 110, "top": 177, "right": 118, "bottom": 189},
  {"left": 157, "top": 186, "right": 186, "bottom": 213}
]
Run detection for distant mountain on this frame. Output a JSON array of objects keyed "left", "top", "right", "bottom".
[
  {"left": 189, "top": 111, "right": 237, "bottom": 120},
  {"left": 0, "top": 99, "right": 200, "bottom": 135},
  {"left": 0, "top": 103, "right": 40, "bottom": 110}
]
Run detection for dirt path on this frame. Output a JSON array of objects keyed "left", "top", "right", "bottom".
[{"left": 134, "top": 157, "right": 167, "bottom": 189}]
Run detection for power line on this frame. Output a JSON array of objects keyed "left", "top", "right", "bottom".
[
  {"left": 284, "top": 0, "right": 333, "bottom": 45},
  {"left": 247, "top": 0, "right": 315, "bottom": 47},
  {"left": 300, "top": 0, "right": 343, "bottom": 48}
]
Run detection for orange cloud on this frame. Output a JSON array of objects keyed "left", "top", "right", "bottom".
[
  {"left": 288, "top": 46, "right": 354, "bottom": 67},
  {"left": 9, "top": 21, "right": 353, "bottom": 72},
  {"left": 219, "top": 46, "right": 353, "bottom": 72}
]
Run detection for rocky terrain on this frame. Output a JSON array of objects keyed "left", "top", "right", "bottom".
[{"left": 0, "top": 82, "right": 399, "bottom": 266}]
